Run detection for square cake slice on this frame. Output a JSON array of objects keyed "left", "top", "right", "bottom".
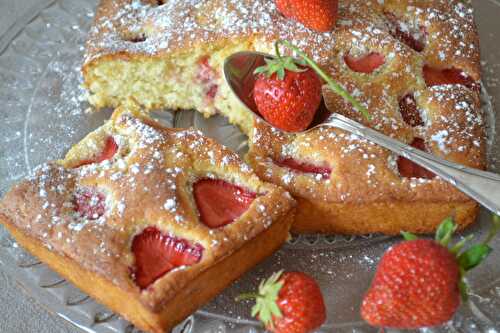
[{"left": 0, "top": 102, "right": 295, "bottom": 333}]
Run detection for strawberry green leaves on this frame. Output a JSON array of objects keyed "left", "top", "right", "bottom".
[
  {"left": 460, "top": 214, "right": 500, "bottom": 272},
  {"left": 401, "top": 216, "right": 457, "bottom": 245},
  {"left": 457, "top": 244, "right": 492, "bottom": 272},
  {"left": 456, "top": 214, "right": 500, "bottom": 274},
  {"left": 238, "top": 271, "right": 326, "bottom": 333},
  {"left": 401, "top": 231, "right": 418, "bottom": 241},
  {"left": 251, "top": 271, "right": 284, "bottom": 327},
  {"left": 254, "top": 57, "right": 306, "bottom": 80},
  {"left": 454, "top": 214, "right": 499, "bottom": 300},
  {"left": 236, "top": 270, "right": 284, "bottom": 328},
  {"left": 254, "top": 41, "right": 306, "bottom": 80},
  {"left": 435, "top": 217, "right": 457, "bottom": 247}
]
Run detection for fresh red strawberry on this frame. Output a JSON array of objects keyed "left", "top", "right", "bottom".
[
  {"left": 131, "top": 227, "right": 203, "bottom": 289},
  {"left": 275, "top": 0, "right": 338, "bottom": 32},
  {"left": 399, "top": 94, "right": 423, "bottom": 127},
  {"left": 362, "top": 239, "right": 460, "bottom": 328},
  {"left": 361, "top": 217, "right": 496, "bottom": 329},
  {"left": 397, "top": 138, "right": 435, "bottom": 179},
  {"left": 74, "top": 136, "right": 118, "bottom": 168},
  {"left": 239, "top": 271, "right": 326, "bottom": 333},
  {"left": 344, "top": 53, "right": 385, "bottom": 74},
  {"left": 423, "top": 66, "right": 478, "bottom": 91},
  {"left": 253, "top": 54, "right": 322, "bottom": 132},
  {"left": 193, "top": 179, "right": 257, "bottom": 228},
  {"left": 275, "top": 158, "right": 331, "bottom": 179},
  {"left": 73, "top": 189, "right": 106, "bottom": 220},
  {"left": 266, "top": 40, "right": 370, "bottom": 121}
]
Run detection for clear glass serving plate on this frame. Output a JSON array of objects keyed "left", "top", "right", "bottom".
[{"left": 0, "top": 1, "right": 499, "bottom": 332}]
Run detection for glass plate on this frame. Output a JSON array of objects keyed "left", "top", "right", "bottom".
[{"left": 0, "top": 1, "right": 499, "bottom": 332}]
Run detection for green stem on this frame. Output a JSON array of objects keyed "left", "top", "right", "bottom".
[
  {"left": 235, "top": 292, "right": 261, "bottom": 302},
  {"left": 277, "top": 40, "right": 371, "bottom": 121}
]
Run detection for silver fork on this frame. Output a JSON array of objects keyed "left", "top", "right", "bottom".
[{"left": 224, "top": 51, "right": 500, "bottom": 216}]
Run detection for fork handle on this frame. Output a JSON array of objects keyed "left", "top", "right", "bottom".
[{"left": 325, "top": 113, "right": 500, "bottom": 216}]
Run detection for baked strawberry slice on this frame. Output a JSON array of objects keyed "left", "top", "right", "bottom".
[
  {"left": 344, "top": 53, "right": 385, "bottom": 74},
  {"left": 74, "top": 136, "right": 118, "bottom": 168},
  {"left": 197, "top": 56, "right": 219, "bottom": 100},
  {"left": 193, "top": 179, "right": 257, "bottom": 228},
  {"left": 423, "top": 66, "right": 478, "bottom": 91},
  {"left": 73, "top": 189, "right": 106, "bottom": 220},
  {"left": 275, "top": 158, "right": 331, "bottom": 179},
  {"left": 399, "top": 94, "right": 423, "bottom": 127},
  {"left": 397, "top": 138, "right": 435, "bottom": 179},
  {"left": 197, "top": 56, "right": 215, "bottom": 84},
  {"left": 131, "top": 227, "right": 203, "bottom": 289},
  {"left": 385, "top": 12, "right": 426, "bottom": 52}
]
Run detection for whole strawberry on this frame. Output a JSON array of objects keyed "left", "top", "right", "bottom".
[
  {"left": 253, "top": 55, "right": 322, "bottom": 132},
  {"left": 275, "top": 0, "right": 338, "bottom": 32},
  {"left": 361, "top": 217, "right": 498, "bottom": 329},
  {"left": 238, "top": 271, "right": 326, "bottom": 333}
]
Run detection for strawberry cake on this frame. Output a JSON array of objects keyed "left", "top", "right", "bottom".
[
  {"left": 83, "top": 0, "right": 485, "bottom": 234},
  {"left": 0, "top": 102, "right": 295, "bottom": 333}
]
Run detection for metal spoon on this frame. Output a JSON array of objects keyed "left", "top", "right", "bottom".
[{"left": 224, "top": 51, "right": 500, "bottom": 216}]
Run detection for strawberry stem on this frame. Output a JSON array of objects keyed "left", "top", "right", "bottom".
[
  {"left": 275, "top": 41, "right": 282, "bottom": 60},
  {"left": 449, "top": 234, "right": 474, "bottom": 255},
  {"left": 483, "top": 214, "right": 500, "bottom": 245},
  {"left": 277, "top": 40, "right": 371, "bottom": 121}
]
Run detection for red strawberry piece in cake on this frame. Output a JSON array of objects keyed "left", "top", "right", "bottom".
[
  {"left": 385, "top": 13, "right": 426, "bottom": 52},
  {"left": 423, "top": 66, "right": 478, "bottom": 91},
  {"left": 344, "top": 53, "right": 385, "bottom": 74},
  {"left": 73, "top": 189, "right": 106, "bottom": 220},
  {"left": 399, "top": 94, "right": 423, "bottom": 127},
  {"left": 275, "top": 158, "right": 331, "bottom": 180},
  {"left": 131, "top": 227, "right": 203, "bottom": 289},
  {"left": 397, "top": 138, "right": 435, "bottom": 179},
  {"left": 197, "top": 56, "right": 219, "bottom": 100},
  {"left": 193, "top": 179, "right": 257, "bottom": 228},
  {"left": 74, "top": 136, "right": 118, "bottom": 168}
]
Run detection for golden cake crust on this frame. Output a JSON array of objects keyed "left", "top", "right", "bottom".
[
  {"left": 84, "top": 0, "right": 480, "bottom": 78},
  {"left": 0, "top": 103, "right": 296, "bottom": 323},
  {"left": 83, "top": 0, "right": 485, "bottom": 234}
]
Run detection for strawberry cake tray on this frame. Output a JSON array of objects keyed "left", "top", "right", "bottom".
[{"left": 0, "top": 0, "right": 500, "bottom": 332}]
